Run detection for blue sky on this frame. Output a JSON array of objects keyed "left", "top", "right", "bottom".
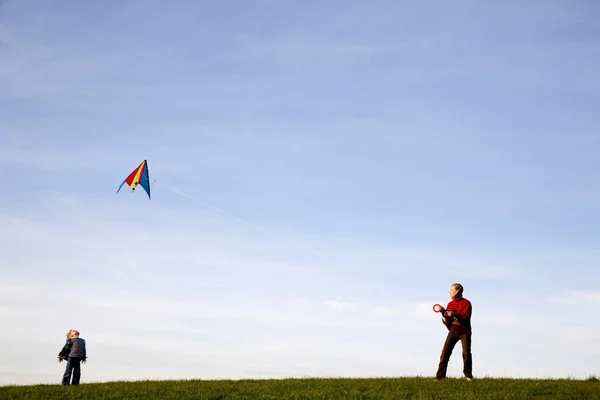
[{"left": 1, "top": 0, "right": 600, "bottom": 385}]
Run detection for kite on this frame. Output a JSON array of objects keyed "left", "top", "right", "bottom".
[{"left": 116, "top": 159, "right": 151, "bottom": 199}]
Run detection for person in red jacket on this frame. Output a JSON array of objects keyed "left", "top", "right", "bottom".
[{"left": 435, "top": 283, "right": 473, "bottom": 380}]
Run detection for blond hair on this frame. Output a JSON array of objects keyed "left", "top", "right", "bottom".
[{"left": 66, "top": 329, "right": 80, "bottom": 339}]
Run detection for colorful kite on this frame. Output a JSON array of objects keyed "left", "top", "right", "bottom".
[{"left": 116, "top": 159, "right": 151, "bottom": 199}]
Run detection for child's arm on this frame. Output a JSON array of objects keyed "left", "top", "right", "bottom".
[{"left": 57, "top": 339, "right": 72, "bottom": 362}]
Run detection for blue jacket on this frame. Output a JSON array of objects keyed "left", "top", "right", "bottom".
[{"left": 58, "top": 339, "right": 72, "bottom": 360}]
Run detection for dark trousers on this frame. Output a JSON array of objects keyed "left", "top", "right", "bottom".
[
  {"left": 436, "top": 328, "right": 472, "bottom": 379},
  {"left": 61, "top": 357, "right": 83, "bottom": 386}
]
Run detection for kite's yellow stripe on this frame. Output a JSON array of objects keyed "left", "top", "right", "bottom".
[{"left": 129, "top": 164, "right": 145, "bottom": 188}]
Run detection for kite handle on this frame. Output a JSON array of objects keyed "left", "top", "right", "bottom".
[{"left": 433, "top": 303, "right": 453, "bottom": 318}]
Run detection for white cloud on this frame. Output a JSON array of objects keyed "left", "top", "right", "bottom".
[
  {"left": 545, "top": 290, "right": 600, "bottom": 304},
  {"left": 324, "top": 300, "right": 353, "bottom": 310},
  {"left": 368, "top": 307, "right": 398, "bottom": 317},
  {"left": 568, "top": 290, "right": 600, "bottom": 302}
]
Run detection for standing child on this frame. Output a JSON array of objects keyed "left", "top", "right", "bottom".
[{"left": 58, "top": 330, "right": 87, "bottom": 386}]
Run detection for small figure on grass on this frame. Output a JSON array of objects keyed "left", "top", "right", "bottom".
[{"left": 58, "top": 329, "right": 87, "bottom": 386}]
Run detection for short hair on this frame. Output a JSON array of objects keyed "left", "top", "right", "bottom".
[{"left": 452, "top": 283, "right": 464, "bottom": 296}]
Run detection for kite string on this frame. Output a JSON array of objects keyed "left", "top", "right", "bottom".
[{"left": 150, "top": 179, "right": 323, "bottom": 257}]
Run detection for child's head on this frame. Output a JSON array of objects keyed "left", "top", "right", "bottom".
[{"left": 66, "top": 330, "right": 79, "bottom": 339}]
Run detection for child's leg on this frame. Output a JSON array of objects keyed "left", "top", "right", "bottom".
[
  {"left": 71, "top": 359, "right": 82, "bottom": 385},
  {"left": 61, "top": 358, "right": 73, "bottom": 386}
]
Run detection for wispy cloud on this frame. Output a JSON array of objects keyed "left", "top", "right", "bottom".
[
  {"left": 248, "top": 37, "right": 440, "bottom": 59},
  {"left": 545, "top": 290, "right": 600, "bottom": 304}
]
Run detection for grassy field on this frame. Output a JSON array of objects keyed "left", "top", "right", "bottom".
[{"left": 1, "top": 376, "right": 599, "bottom": 399}]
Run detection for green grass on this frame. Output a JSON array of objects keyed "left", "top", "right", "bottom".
[{"left": 1, "top": 376, "right": 599, "bottom": 399}]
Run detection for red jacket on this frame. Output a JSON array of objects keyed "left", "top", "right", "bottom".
[{"left": 443, "top": 296, "right": 472, "bottom": 332}]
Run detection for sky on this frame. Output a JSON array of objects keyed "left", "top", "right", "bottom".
[{"left": 1, "top": 0, "right": 600, "bottom": 386}]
